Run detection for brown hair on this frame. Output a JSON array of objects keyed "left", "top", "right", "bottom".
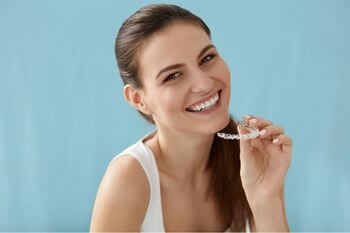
[{"left": 115, "top": 3, "right": 252, "bottom": 231}]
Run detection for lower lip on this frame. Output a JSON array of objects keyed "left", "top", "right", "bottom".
[{"left": 186, "top": 91, "right": 222, "bottom": 115}]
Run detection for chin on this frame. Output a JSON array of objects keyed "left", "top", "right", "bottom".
[
  {"left": 213, "top": 112, "right": 231, "bottom": 132},
  {"left": 199, "top": 112, "right": 231, "bottom": 134}
]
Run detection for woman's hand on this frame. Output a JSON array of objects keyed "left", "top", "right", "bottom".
[{"left": 237, "top": 115, "right": 293, "bottom": 208}]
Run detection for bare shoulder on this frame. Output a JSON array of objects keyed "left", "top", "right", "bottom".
[{"left": 90, "top": 154, "right": 150, "bottom": 232}]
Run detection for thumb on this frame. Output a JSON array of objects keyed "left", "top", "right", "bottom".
[{"left": 237, "top": 124, "right": 252, "bottom": 157}]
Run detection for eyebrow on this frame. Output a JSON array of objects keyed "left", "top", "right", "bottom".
[{"left": 155, "top": 44, "right": 216, "bottom": 79}]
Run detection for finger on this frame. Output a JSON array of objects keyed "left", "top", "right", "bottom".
[
  {"left": 237, "top": 121, "right": 265, "bottom": 153},
  {"left": 271, "top": 134, "right": 293, "bottom": 154},
  {"left": 237, "top": 121, "right": 251, "bottom": 134},
  {"left": 237, "top": 124, "right": 252, "bottom": 160},
  {"left": 243, "top": 114, "right": 273, "bottom": 129},
  {"left": 259, "top": 125, "right": 285, "bottom": 139}
]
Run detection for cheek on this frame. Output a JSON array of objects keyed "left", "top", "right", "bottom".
[
  {"left": 212, "top": 59, "right": 231, "bottom": 105},
  {"left": 211, "top": 59, "right": 231, "bottom": 83},
  {"left": 158, "top": 92, "right": 185, "bottom": 114},
  {"left": 219, "top": 59, "right": 231, "bottom": 83}
]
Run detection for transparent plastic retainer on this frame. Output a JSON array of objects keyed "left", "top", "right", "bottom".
[{"left": 217, "top": 120, "right": 260, "bottom": 140}]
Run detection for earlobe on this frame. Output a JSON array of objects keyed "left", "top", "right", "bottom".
[{"left": 123, "top": 84, "right": 152, "bottom": 115}]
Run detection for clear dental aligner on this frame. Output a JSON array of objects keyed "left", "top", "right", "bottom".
[{"left": 217, "top": 120, "right": 260, "bottom": 140}]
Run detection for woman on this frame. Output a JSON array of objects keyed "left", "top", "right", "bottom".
[{"left": 90, "top": 3, "right": 293, "bottom": 232}]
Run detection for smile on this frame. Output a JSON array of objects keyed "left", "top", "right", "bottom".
[{"left": 185, "top": 90, "right": 222, "bottom": 113}]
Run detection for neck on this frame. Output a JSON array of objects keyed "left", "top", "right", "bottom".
[{"left": 153, "top": 128, "right": 214, "bottom": 189}]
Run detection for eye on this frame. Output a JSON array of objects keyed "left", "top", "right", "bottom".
[
  {"left": 199, "top": 53, "right": 216, "bottom": 65},
  {"left": 164, "top": 72, "right": 181, "bottom": 83}
]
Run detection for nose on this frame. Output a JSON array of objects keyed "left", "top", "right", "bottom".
[{"left": 189, "top": 68, "right": 215, "bottom": 94}]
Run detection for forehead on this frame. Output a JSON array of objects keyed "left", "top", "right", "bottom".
[{"left": 138, "top": 22, "right": 212, "bottom": 79}]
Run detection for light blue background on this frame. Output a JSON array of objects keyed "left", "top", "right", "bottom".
[{"left": 1, "top": 0, "right": 349, "bottom": 231}]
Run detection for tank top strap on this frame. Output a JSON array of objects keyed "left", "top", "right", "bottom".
[{"left": 108, "top": 131, "right": 165, "bottom": 232}]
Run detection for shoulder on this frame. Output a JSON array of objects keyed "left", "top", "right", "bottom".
[
  {"left": 106, "top": 154, "right": 149, "bottom": 186},
  {"left": 90, "top": 154, "right": 150, "bottom": 231}
]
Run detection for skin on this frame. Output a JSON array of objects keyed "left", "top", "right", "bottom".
[
  {"left": 124, "top": 22, "right": 231, "bottom": 186},
  {"left": 238, "top": 115, "right": 292, "bottom": 231},
  {"left": 124, "top": 21, "right": 292, "bottom": 231}
]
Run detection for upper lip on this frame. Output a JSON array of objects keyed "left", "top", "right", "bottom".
[{"left": 186, "top": 90, "right": 221, "bottom": 109}]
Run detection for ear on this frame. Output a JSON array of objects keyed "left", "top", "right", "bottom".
[{"left": 123, "top": 84, "right": 153, "bottom": 115}]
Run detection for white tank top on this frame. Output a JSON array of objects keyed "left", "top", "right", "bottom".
[{"left": 107, "top": 131, "right": 250, "bottom": 232}]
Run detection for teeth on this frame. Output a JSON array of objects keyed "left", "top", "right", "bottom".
[{"left": 187, "top": 92, "right": 219, "bottom": 112}]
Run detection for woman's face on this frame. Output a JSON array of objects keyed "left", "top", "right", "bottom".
[{"left": 134, "top": 22, "right": 231, "bottom": 134}]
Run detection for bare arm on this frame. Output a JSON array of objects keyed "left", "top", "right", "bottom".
[
  {"left": 249, "top": 186, "right": 289, "bottom": 232},
  {"left": 89, "top": 155, "right": 150, "bottom": 232}
]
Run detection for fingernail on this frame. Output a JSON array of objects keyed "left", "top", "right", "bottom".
[
  {"left": 249, "top": 118, "right": 257, "bottom": 124},
  {"left": 259, "top": 129, "right": 266, "bottom": 136},
  {"left": 273, "top": 138, "right": 279, "bottom": 144}
]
